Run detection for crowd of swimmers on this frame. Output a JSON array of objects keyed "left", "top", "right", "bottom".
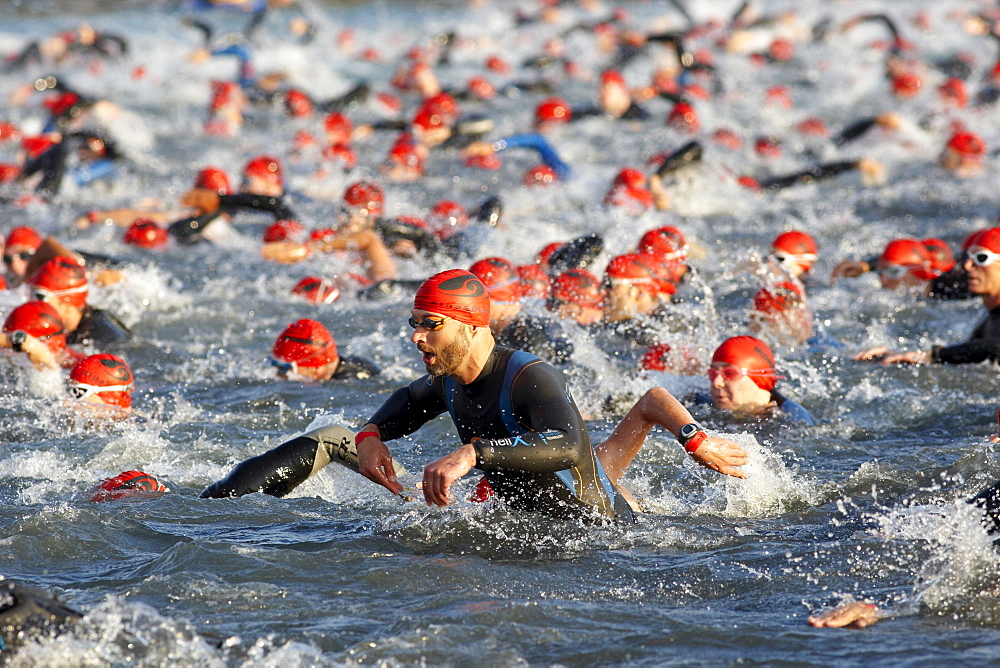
[{"left": 2, "top": 0, "right": 1000, "bottom": 652}]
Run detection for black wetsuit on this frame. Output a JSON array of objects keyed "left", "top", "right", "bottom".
[
  {"left": 368, "top": 345, "right": 632, "bottom": 522},
  {"left": 332, "top": 355, "right": 380, "bottom": 380},
  {"left": 495, "top": 315, "right": 573, "bottom": 365},
  {"left": 67, "top": 306, "right": 131, "bottom": 347},
  {"left": 930, "top": 305, "right": 1000, "bottom": 365},
  {"left": 217, "top": 193, "right": 297, "bottom": 221}
]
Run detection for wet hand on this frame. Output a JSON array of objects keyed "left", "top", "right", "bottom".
[
  {"left": 689, "top": 437, "right": 749, "bottom": 479},
  {"left": 422, "top": 443, "right": 476, "bottom": 506},
  {"left": 808, "top": 601, "right": 880, "bottom": 628},
  {"left": 180, "top": 188, "right": 219, "bottom": 215},
  {"left": 262, "top": 241, "right": 311, "bottom": 264},
  {"left": 357, "top": 434, "right": 404, "bottom": 496},
  {"left": 854, "top": 346, "right": 888, "bottom": 361},
  {"left": 880, "top": 350, "right": 930, "bottom": 365}
]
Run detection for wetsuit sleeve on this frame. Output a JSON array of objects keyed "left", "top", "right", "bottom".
[
  {"left": 832, "top": 117, "right": 878, "bottom": 147},
  {"left": 931, "top": 308, "right": 1000, "bottom": 364},
  {"left": 931, "top": 339, "right": 1000, "bottom": 365},
  {"left": 772, "top": 392, "right": 816, "bottom": 426},
  {"left": 367, "top": 376, "right": 448, "bottom": 441},
  {"left": 473, "top": 361, "right": 591, "bottom": 473},
  {"left": 759, "top": 161, "right": 859, "bottom": 191},
  {"left": 332, "top": 355, "right": 380, "bottom": 379},
  {"left": 927, "top": 268, "right": 972, "bottom": 300},
  {"left": 217, "top": 193, "right": 297, "bottom": 220},
  {"left": 491, "top": 133, "right": 572, "bottom": 180}
]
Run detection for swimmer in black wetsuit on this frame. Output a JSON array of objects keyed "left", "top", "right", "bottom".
[
  {"left": 355, "top": 269, "right": 749, "bottom": 521},
  {"left": 201, "top": 270, "right": 749, "bottom": 513},
  {"left": 855, "top": 227, "right": 1000, "bottom": 365}
]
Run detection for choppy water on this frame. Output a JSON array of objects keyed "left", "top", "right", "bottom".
[{"left": 1, "top": 0, "right": 1000, "bottom": 664}]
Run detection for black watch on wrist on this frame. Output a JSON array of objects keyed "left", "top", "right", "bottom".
[
  {"left": 677, "top": 422, "right": 704, "bottom": 446},
  {"left": 10, "top": 330, "right": 26, "bottom": 353}
]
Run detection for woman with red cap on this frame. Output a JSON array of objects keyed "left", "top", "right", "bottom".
[
  {"left": 2, "top": 226, "right": 43, "bottom": 284},
  {"left": 856, "top": 227, "right": 1000, "bottom": 365},
  {"left": 697, "top": 335, "right": 815, "bottom": 424},
  {"left": 270, "top": 319, "right": 379, "bottom": 381},
  {"left": 769, "top": 230, "right": 817, "bottom": 281}
]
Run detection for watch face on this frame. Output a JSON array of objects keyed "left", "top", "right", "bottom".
[{"left": 679, "top": 423, "right": 698, "bottom": 440}]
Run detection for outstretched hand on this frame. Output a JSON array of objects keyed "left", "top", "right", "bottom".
[
  {"left": 689, "top": 436, "right": 749, "bottom": 479},
  {"left": 356, "top": 434, "right": 404, "bottom": 496},
  {"left": 808, "top": 601, "right": 880, "bottom": 628}
]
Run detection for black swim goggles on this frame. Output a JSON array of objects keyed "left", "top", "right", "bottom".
[
  {"left": 407, "top": 315, "right": 448, "bottom": 331},
  {"left": 3, "top": 250, "right": 34, "bottom": 264}
]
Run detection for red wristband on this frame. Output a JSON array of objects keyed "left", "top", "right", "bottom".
[
  {"left": 684, "top": 431, "right": 708, "bottom": 455},
  {"left": 355, "top": 430, "right": 379, "bottom": 445}
]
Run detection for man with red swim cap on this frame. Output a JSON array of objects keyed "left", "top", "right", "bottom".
[
  {"left": 748, "top": 281, "right": 814, "bottom": 347},
  {"left": 27, "top": 256, "right": 131, "bottom": 348},
  {"left": 353, "top": 269, "right": 748, "bottom": 520},
  {"left": 856, "top": 227, "right": 1000, "bottom": 365},
  {"left": 702, "top": 335, "right": 814, "bottom": 423},
  {"left": 270, "top": 319, "right": 379, "bottom": 381}
]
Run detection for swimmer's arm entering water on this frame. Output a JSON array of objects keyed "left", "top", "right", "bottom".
[
  {"left": 596, "top": 387, "right": 749, "bottom": 481},
  {"left": 808, "top": 600, "right": 881, "bottom": 628}
]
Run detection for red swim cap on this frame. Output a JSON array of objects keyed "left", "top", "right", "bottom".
[
  {"left": 6, "top": 226, "right": 43, "bottom": 251},
  {"left": 536, "top": 242, "right": 563, "bottom": 271},
  {"left": 194, "top": 167, "right": 231, "bottom": 195},
  {"left": 938, "top": 78, "right": 968, "bottom": 108},
  {"left": 291, "top": 276, "right": 340, "bottom": 304},
  {"left": 668, "top": 101, "right": 700, "bottom": 133},
  {"left": 947, "top": 131, "right": 986, "bottom": 158},
  {"left": 516, "top": 264, "right": 551, "bottom": 299},
  {"left": 89, "top": 470, "right": 168, "bottom": 503},
  {"left": 467, "top": 76, "right": 495, "bottom": 100},
  {"left": 323, "top": 112, "right": 353, "bottom": 143},
  {"left": 550, "top": 269, "right": 603, "bottom": 309},
  {"left": 28, "top": 256, "right": 88, "bottom": 309},
  {"left": 638, "top": 226, "right": 688, "bottom": 260},
  {"left": 921, "top": 238, "right": 955, "bottom": 274},
  {"left": 772, "top": 230, "right": 818, "bottom": 273},
  {"left": 963, "top": 227, "right": 1000, "bottom": 254},
  {"left": 272, "top": 319, "right": 338, "bottom": 368},
  {"left": 711, "top": 335, "right": 779, "bottom": 391},
  {"left": 879, "top": 238, "right": 935, "bottom": 280},
  {"left": 891, "top": 71, "right": 922, "bottom": 98},
  {"left": 284, "top": 89, "right": 313, "bottom": 118},
  {"left": 123, "top": 219, "right": 168, "bottom": 249},
  {"left": 753, "top": 281, "right": 805, "bottom": 314},
  {"left": 469, "top": 257, "right": 523, "bottom": 303},
  {"left": 523, "top": 164, "right": 558, "bottom": 187},
  {"left": 69, "top": 354, "right": 134, "bottom": 408},
  {"left": 343, "top": 181, "right": 385, "bottom": 218},
  {"left": 413, "top": 269, "right": 490, "bottom": 327},
  {"left": 535, "top": 97, "right": 572, "bottom": 126},
  {"left": 428, "top": 200, "right": 468, "bottom": 240},
  {"left": 796, "top": 117, "right": 829, "bottom": 137},
  {"left": 243, "top": 155, "right": 283, "bottom": 186},
  {"left": 639, "top": 342, "right": 672, "bottom": 372},
  {"left": 605, "top": 253, "right": 676, "bottom": 295},
  {"left": 3, "top": 301, "right": 66, "bottom": 355},
  {"left": 262, "top": 219, "right": 305, "bottom": 244}
]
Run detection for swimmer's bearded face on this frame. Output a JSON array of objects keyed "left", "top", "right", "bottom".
[{"left": 418, "top": 322, "right": 471, "bottom": 376}]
